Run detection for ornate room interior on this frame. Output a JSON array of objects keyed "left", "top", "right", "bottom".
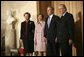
[{"left": 1, "top": 1, "right": 83, "bottom": 56}]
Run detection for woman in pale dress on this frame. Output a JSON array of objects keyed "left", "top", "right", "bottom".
[{"left": 34, "top": 14, "right": 47, "bottom": 56}]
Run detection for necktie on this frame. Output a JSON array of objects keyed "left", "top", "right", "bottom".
[
  {"left": 47, "top": 16, "right": 51, "bottom": 28},
  {"left": 61, "top": 15, "right": 63, "bottom": 19}
]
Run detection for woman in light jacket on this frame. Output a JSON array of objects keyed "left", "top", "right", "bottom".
[{"left": 34, "top": 14, "right": 47, "bottom": 56}]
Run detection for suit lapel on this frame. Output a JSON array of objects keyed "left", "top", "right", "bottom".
[
  {"left": 48, "top": 15, "right": 54, "bottom": 29},
  {"left": 46, "top": 17, "right": 49, "bottom": 30},
  {"left": 46, "top": 15, "right": 54, "bottom": 30}
]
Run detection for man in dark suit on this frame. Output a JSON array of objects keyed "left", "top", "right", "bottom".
[
  {"left": 20, "top": 12, "right": 35, "bottom": 56},
  {"left": 56, "top": 4, "right": 74, "bottom": 56},
  {"left": 44, "top": 6, "right": 59, "bottom": 56}
]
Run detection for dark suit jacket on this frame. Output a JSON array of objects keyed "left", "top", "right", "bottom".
[
  {"left": 44, "top": 15, "right": 59, "bottom": 42},
  {"left": 44, "top": 14, "right": 59, "bottom": 56},
  {"left": 57, "top": 12, "right": 74, "bottom": 43},
  {"left": 20, "top": 20, "right": 35, "bottom": 53}
]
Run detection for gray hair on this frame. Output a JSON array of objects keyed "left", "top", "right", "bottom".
[{"left": 59, "top": 4, "right": 67, "bottom": 11}]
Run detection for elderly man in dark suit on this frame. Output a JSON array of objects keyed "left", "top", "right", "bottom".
[
  {"left": 56, "top": 4, "right": 74, "bottom": 56},
  {"left": 44, "top": 6, "right": 59, "bottom": 56}
]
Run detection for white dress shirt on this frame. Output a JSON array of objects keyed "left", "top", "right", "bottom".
[
  {"left": 47, "top": 14, "right": 53, "bottom": 28},
  {"left": 60, "top": 12, "right": 66, "bottom": 18}
]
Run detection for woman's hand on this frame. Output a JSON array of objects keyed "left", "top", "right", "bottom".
[
  {"left": 44, "top": 37, "right": 47, "bottom": 44},
  {"left": 34, "top": 39, "right": 37, "bottom": 45},
  {"left": 19, "top": 39, "right": 24, "bottom": 48}
]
